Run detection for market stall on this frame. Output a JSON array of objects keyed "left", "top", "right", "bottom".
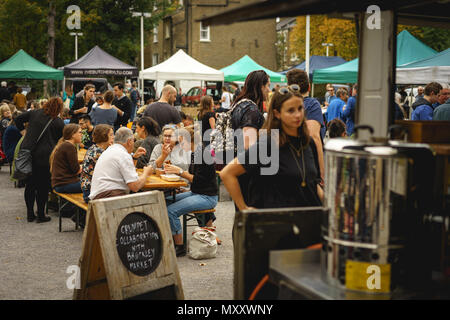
[
  {"left": 396, "top": 48, "right": 450, "bottom": 84},
  {"left": 221, "top": 55, "right": 286, "bottom": 83},
  {"left": 280, "top": 55, "right": 346, "bottom": 81},
  {"left": 59, "top": 45, "right": 138, "bottom": 78},
  {"left": 313, "top": 30, "right": 438, "bottom": 84},
  {"left": 0, "top": 49, "right": 63, "bottom": 80}
]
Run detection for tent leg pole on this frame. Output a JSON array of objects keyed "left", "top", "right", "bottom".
[
  {"left": 311, "top": 83, "right": 314, "bottom": 97},
  {"left": 63, "top": 78, "right": 66, "bottom": 94}
]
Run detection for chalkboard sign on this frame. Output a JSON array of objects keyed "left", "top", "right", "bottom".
[
  {"left": 74, "top": 191, "right": 184, "bottom": 300},
  {"left": 116, "top": 212, "right": 162, "bottom": 277}
]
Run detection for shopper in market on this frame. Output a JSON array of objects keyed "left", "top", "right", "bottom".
[
  {"left": 112, "top": 82, "right": 132, "bottom": 131},
  {"left": 70, "top": 84, "right": 95, "bottom": 124},
  {"left": 225, "top": 70, "right": 270, "bottom": 206},
  {"left": 324, "top": 87, "right": 348, "bottom": 122},
  {"left": 15, "top": 97, "right": 65, "bottom": 223},
  {"left": 220, "top": 88, "right": 323, "bottom": 210},
  {"left": 411, "top": 82, "right": 443, "bottom": 120},
  {"left": 285, "top": 69, "right": 325, "bottom": 181},
  {"left": 197, "top": 95, "right": 216, "bottom": 147},
  {"left": 89, "top": 90, "right": 118, "bottom": 127}
]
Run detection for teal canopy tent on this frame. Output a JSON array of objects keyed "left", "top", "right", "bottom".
[
  {"left": 221, "top": 55, "right": 286, "bottom": 83},
  {"left": 313, "top": 30, "right": 437, "bottom": 84},
  {"left": 0, "top": 49, "right": 63, "bottom": 80}
]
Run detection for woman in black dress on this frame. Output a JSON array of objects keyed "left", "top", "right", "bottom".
[
  {"left": 220, "top": 88, "right": 323, "bottom": 210},
  {"left": 197, "top": 95, "right": 215, "bottom": 147},
  {"left": 15, "top": 97, "right": 65, "bottom": 222},
  {"left": 225, "top": 70, "right": 271, "bottom": 207}
]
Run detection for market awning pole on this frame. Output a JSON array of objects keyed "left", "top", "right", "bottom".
[
  {"left": 305, "top": 15, "right": 310, "bottom": 76},
  {"left": 356, "top": 9, "right": 396, "bottom": 140}
]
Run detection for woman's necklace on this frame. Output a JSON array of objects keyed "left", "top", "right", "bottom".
[{"left": 288, "top": 139, "right": 307, "bottom": 188}]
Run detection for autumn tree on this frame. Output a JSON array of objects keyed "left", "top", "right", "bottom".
[{"left": 289, "top": 15, "right": 359, "bottom": 63}]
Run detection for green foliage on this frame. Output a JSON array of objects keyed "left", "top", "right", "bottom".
[{"left": 0, "top": 0, "right": 176, "bottom": 68}]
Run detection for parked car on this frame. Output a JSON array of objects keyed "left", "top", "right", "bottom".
[{"left": 181, "top": 84, "right": 222, "bottom": 106}]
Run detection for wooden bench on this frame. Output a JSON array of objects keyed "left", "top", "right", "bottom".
[
  {"left": 182, "top": 208, "right": 216, "bottom": 250},
  {"left": 53, "top": 192, "right": 87, "bottom": 232}
]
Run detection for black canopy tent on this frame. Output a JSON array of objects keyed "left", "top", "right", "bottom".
[{"left": 59, "top": 45, "right": 138, "bottom": 77}]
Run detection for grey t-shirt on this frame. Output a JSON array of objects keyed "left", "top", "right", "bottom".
[
  {"left": 143, "top": 102, "right": 182, "bottom": 129},
  {"left": 89, "top": 107, "right": 118, "bottom": 126}
]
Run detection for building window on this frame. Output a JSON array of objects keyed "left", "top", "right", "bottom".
[
  {"left": 200, "top": 22, "right": 210, "bottom": 42},
  {"left": 153, "top": 26, "right": 158, "bottom": 43},
  {"left": 165, "top": 23, "right": 170, "bottom": 39},
  {"left": 152, "top": 53, "right": 159, "bottom": 66}
]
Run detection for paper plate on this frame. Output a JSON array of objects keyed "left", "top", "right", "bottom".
[{"left": 161, "top": 174, "right": 181, "bottom": 182}]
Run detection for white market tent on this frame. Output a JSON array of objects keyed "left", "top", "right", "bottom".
[
  {"left": 140, "top": 49, "right": 224, "bottom": 82},
  {"left": 396, "top": 48, "right": 450, "bottom": 84}
]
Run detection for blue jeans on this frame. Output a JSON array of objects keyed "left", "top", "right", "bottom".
[
  {"left": 165, "top": 192, "right": 218, "bottom": 235},
  {"left": 54, "top": 181, "right": 82, "bottom": 194},
  {"left": 82, "top": 188, "right": 90, "bottom": 203}
]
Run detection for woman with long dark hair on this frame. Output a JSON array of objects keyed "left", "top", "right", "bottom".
[
  {"left": 197, "top": 95, "right": 215, "bottom": 146},
  {"left": 135, "top": 116, "right": 161, "bottom": 169},
  {"left": 226, "top": 70, "right": 271, "bottom": 208},
  {"left": 15, "top": 97, "right": 65, "bottom": 223},
  {"left": 220, "top": 88, "right": 323, "bottom": 210}
]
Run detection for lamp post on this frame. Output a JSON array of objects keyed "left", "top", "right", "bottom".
[
  {"left": 305, "top": 15, "right": 310, "bottom": 75},
  {"left": 322, "top": 43, "right": 334, "bottom": 56},
  {"left": 132, "top": 11, "right": 151, "bottom": 106},
  {"left": 70, "top": 32, "right": 83, "bottom": 60}
]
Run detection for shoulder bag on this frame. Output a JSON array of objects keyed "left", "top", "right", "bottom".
[{"left": 13, "top": 118, "right": 53, "bottom": 181}]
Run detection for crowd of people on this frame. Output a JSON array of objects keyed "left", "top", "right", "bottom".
[
  {"left": 1, "top": 73, "right": 449, "bottom": 258},
  {"left": 322, "top": 81, "right": 450, "bottom": 138}
]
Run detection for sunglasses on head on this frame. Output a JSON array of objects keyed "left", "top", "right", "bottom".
[{"left": 279, "top": 84, "right": 301, "bottom": 95}]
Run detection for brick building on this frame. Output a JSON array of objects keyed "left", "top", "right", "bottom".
[{"left": 146, "top": 0, "right": 277, "bottom": 72}]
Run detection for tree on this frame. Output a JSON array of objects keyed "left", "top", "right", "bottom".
[
  {"left": 44, "top": 0, "right": 56, "bottom": 97},
  {"left": 0, "top": 0, "right": 176, "bottom": 69},
  {"left": 289, "top": 15, "right": 359, "bottom": 62}
]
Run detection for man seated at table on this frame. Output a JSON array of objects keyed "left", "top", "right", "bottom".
[
  {"left": 78, "top": 114, "right": 94, "bottom": 149},
  {"left": 89, "top": 127, "right": 151, "bottom": 200}
]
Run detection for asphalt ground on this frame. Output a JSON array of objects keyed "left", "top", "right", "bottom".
[{"left": 0, "top": 163, "right": 235, "bottom": 300}]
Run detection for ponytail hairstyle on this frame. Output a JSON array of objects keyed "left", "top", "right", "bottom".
[
  {"left": 234, "top": 70, "right": 269, "bottom": 113},
  {"left": 327, "top": 118, "right": 347, "bottom": 138},
  {"left": 198, "top": 95, "right": 213, "bottom": 119},
  {"left": 50, "top": 123, "right": 80, "bottom": 171}
]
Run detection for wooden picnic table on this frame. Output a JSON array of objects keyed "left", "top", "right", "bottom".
[{"left": 137, "top": 169, "right": 188, "bottom": 190}]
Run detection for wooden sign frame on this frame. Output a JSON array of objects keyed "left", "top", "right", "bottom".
[{"left": 73, "top": 191, "right": 184, "bottom": 300}]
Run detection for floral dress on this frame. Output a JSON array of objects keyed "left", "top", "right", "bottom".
[{"left": 80, "top": 144, "right": 105, "bottom": 195}]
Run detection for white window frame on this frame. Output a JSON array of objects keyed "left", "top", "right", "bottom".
[
  {"left": 165, "top": 23, "right": 170, "bottom": 39},
  {"left": 153, "top": 26, "right": 158, "bottom": 43},
  {"left": 152, "top": 53, "right": 159, "bottom": 66},
  {"left": 200, "top": 22, "right": 210, "bottom": 42}
]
